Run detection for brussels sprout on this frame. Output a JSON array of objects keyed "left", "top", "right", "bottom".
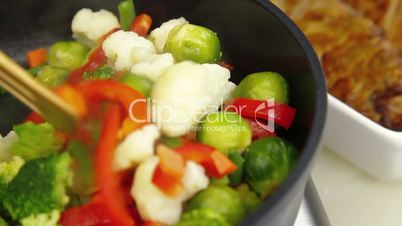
[
  {"left": 235, "top": 72, "right": 289, "bottom": 103},
  {"left": 27, "top": 64, "right": 46, "bottom": 77},
  {"left": 164, "top": 24, "right": 221, "bottom": 63},
  {"left": 228, "top": 151, "right": 244, "bottom": 186},
  {"left": 48, "top": 41, "right": 89, "bottom": 71},
  {"left": 210, "top": 176, "right": 230, "bottom": 186},
  {"left": 244, "top": 137, "right": 297, "bottom": 198},
  {"left": 119, "top": 73, "right": 153, "bottom": 97},
  {"left": 187, "top": 185, "right": 245, "bottom": 225},
  {"left": 176, "top": 208, "right": 230, "bottom": 226},
  {"left": 197, "top": 111, "right": 252, "bottom": 155},
  {"left": 235, "top": 183, "right": 263, "bottom": 215},
  {"left": 36, "top": 65, "right": 69, "bottom": 87}
]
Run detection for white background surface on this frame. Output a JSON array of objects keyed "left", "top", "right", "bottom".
[{"left": 312, "top": 147, "right": 402, "bottom": 226}]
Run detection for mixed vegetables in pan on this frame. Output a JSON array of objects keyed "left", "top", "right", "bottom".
[{"left": 0, "top": 1, "right": 298, "bottom": 226}]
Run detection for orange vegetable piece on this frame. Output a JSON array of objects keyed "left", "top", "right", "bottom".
[{"left": 27, "top": 48, "right": 47, "bottom": 68}]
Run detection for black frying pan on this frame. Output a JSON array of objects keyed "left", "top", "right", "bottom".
[{"left": 0, "top": 0, "right": 327, "bottom": 225}]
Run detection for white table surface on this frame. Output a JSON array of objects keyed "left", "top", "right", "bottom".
[{"left": 312, "top": 146, "right": 402, "bottom": 226}]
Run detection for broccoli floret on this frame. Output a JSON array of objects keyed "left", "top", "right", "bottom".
[
  {"left": 235, "top": 183, "right": 263, "bottom": 215},
  {"left": 0, "top": 156, "right": 25, "bottom": 214},
  {"left": 20, "top": 210, "right": 60, "bottom": 226},
  {"left": 0, "top": 156, "right": 25, "bottom": 194},
  {"left": 0, "top": 216, "right": 8, "bottom": 226},
  {"left": 176, "top": 208, "right": 230, "bottom": 226},
  {"left": 3, "top": 153, "right": 72, "bottom": 220},
  {"left": 0, "top": 156, "right": 25, "bottom": 185},
  {"left": 82, "top": 65, "right": 115, "bottom": 80},
  {"left": 11, "top": 122, "right": 64, "bottom": 160}
]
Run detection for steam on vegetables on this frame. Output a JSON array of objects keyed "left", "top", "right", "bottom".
[{"left": 0, "top": 1, "right": 298, "bottom": 226}]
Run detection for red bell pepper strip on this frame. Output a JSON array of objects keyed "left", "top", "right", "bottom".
[
  {"left": 157, "top": 145, "right": 185, "bottom": 180},
  {"left": 93, "top": 104, "right": 135, "bottom": 226},
  {"left": 60, "top": 203, "right": 113, "bottom": 226},
  {"left": 141, "top": 222, "right": 164, "bottom": 226},
  {"left": 54, "top": 85, "right": 88, "bottom": 117},
  {"left": 27, "top": 48, "right": 47, "bottom": 68},
  {"left": 217, "top": 61, "right": 234, "bottom": 71},
  {"left": 226, "top": 98, "right": 296, "bottom": 129},
  {"left": 152, "top": 145, "right": 186, "bottom": 196},
  {"left": 130, "top": 13, "right": 152, "bottom": 37},
  {"left": 74, "top": 80, "right": 147, "bottom": 124},
  {"left": 97, "top": 27, "right": 121, "bottom": 45},
  {"left": 175, "top": 142, "right": 237, "bottom": 178},
  {"left": 244, "top": 117, "right": 276, "bottom": 141},
  {"left": 24, "top": 112, "right": 44, "bottom": 124},
  {"left": 68, "top": 47, "right": 107, "bottom": 84},
  {"left": 152, "top": 164, "right": 184, "bottom": 197}
]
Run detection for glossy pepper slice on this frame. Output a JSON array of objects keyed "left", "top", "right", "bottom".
[
  {"left": 68, "top": 47, "right": 107, "bottom": 84},
  {"left": 60, "top": 203, "right": 113, "bottom": 226},
  {"left": 152, "top": 145, "right": 185, "bottom": 196},
  {"left": 226, "top": 98, "right": 296, "bottom": 129},
  {"left": 75, "top": 80, "right": 147, "bottom": 124},
  {"left": 130, "top": 13, "right": 152, "bottom": 36},
  {"left": 93, "top": 104, "right": 135, "bottom": 226},
  {"left": 26, "top": 48, "right": 47, "bottom": 68},
  {"left": 175, "top": 142, "right": 237, "bottom": 178}
]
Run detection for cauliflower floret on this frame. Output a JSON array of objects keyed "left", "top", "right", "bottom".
[
  {"left": 131, "top": 53, "right": 175, "bottom": 82},
  {"left": 103, "top": 30, "right": 156, "bottom": 71},
  {"left": 0, "top": 131, "right": 18, "bottom": 162},
  {"left": 151, "top": 61, "right": 237, "bottom": 137},
  {"left": 71, "top": 8, "right": 120, "bottom": 48},
  {"left": 150, "top": 17, "right": 188, "bottom": 53},
  {"left": 113, "top": 124, "right": 160, "bottom": 171},
  {"left": 132, "top": 156, "right": 209, "bottom": 225},
  {"left": 132, "top": 156, "right": 183, "bottom": 225},
  {"left": 182, "top": 161, "right": 209, "bottom": 200}
]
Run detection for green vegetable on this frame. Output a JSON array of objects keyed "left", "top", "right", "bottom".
[
  {"left": 210, "top": 176, "right": 230, "bottom": 186},
  {"left": 197, "top": 111, "right": 252, "bottom": 155},
  {"left": 36, "top": 65, "right": 69, "bottom": 87},
  {"left": 176, "top": 208, "right": 230, "bottom": 226},
  {"left": 244, "top": 137, "right": 297, "bottom": 198},
  {"left": 161, "top": 136, "right": 183, "bottom": 149},
  {"left": 48, "top": 41, "right": 89, "bottom": 71},
  {"left": 27, "top": 64, "right": 46, "bottom": 77},
  {"left": 236, "top": 184, "right": 263, "bottom": 215},
  {"left": 234, "top": 72, "right": 289, "bottom": 103},
  {"left": 118, "top": 0, "right": 136, "bottom": 31},
  {"left": 0, "top": 87, "right": 5, "bottom": 95},
  {"left": 0, "top": 157, "right": 25, "bottom": 213},
  {"left": 3, "top": 153, "right": 72, "bottom": 220},
  {"left": 119, "top": 73, "right": 153, "bottom": 97},
  {"left": 11, "top": 122, "right": 64, "bottom": 160},
  {"left": 0, "top": 217, "right": 8, "bottom": 226},
  {"left": 20, "top": 210, "right": 60, "bottom": 226},
  {"left": 66, "top": 140, "right": 94, "bottom": 195},
  {"left": 187, "top": 186, "right": 245, "bottom": 225},
  {"left": 82, "top": 65, "right": 115, "bottom": 81},
  {"left": 228, "top": 152, "right": 244, "bottom": 186},
  {"left": 0, "top": 156, "right": 25, "bottom": 185},
  {"left": 165, "top": 24, "right": 221, "bottom": 63}
]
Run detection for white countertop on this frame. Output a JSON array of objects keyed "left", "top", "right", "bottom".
[{"left": 312, "top": 147, "right": 402, "bottom": 226}]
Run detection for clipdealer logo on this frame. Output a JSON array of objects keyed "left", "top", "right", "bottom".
[{"left": 128, "top": 98, "right": 276, "bottom": 132}]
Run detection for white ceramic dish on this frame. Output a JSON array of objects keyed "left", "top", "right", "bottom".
[{"left": 323, "top": 94, "right": 402, "bottom": 181}]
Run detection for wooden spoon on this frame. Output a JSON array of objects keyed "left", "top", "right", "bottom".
[{"left": 0, "top": 51, "right": 80, "bottom": 133}]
